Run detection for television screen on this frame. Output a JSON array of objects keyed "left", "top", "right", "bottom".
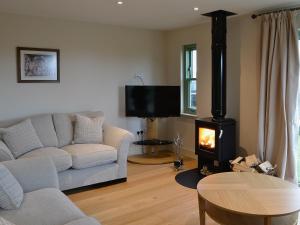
[{"left": 125, "top": 85, "right": 180, "bottom": 117}]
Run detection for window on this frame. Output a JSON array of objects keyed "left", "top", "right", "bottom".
[{"left": 182, "top": 44, "right": 197, "bottom": 115}]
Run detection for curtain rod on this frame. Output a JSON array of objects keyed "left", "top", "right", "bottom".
[{"left": 251, "top": 6, "right": 300, "bottom": 19}]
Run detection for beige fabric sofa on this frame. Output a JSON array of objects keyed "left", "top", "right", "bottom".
[
  {"left": 0, "top": 111, "right": 134, "bottom": 191},
  {"left": 0, "top": 157, "right": 101, "bottom": 225}
]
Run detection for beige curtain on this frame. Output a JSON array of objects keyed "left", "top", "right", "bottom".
[{"left": 258, "top": 11, "right": 299, "bottom": 183}]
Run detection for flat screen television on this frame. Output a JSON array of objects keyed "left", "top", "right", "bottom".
[{"left": 125, "top": 85, "right": 180, "bottom": 118}]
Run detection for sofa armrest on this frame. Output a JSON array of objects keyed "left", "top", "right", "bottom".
[
  {"left": 103, "top": 124, "right": 134, "bottom": 149},
  {"left": 103, "top": 124, "right": 134, "bottom": 177},
  {"left": 1, "top": 157, "right": 59, "bottom": 193}
]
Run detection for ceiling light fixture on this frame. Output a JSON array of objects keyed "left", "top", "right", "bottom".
[
  {"left": 194, "top": 7, "right": 199, "bottom": 11},
  {"left": 117, "top": 1, "right": 124, "bottom": 5}
]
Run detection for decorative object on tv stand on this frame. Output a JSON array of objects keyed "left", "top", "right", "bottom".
[
  {"left": 17, "top": 47, "right": 60, "bottom": 83},
  {"left": 173, "top": 134, "right": 183, "bottom": 170}
]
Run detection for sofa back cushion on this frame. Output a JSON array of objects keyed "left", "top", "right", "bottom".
[
  {"left": 0, "top": 141, "right": 14, "bottom": 162},
  {"left": 53, "top": 113, "right": 73, "bottom": 148},
  {"left": 74, "top": 114, "right": 104, "bottom": 144},
  {"left": 0, "top": 164, "right": 23, "bottom": 210},
  {"left": 0, "top": 119, "right": 43, "bottom": 158},
  {"left": 30, "top": 114, "right": 58, "bottom": 147}
]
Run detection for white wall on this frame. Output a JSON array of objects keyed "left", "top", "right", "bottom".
[
  {"left": 0, "top": 13, "right": 166, "bottom": 137},
  {"left": 239, "top": 16, "right": 261, "bottom": 155}
]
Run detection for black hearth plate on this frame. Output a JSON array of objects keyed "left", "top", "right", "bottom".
[{"left": 175, "top": 168, "right": 205, "bottom": 189}]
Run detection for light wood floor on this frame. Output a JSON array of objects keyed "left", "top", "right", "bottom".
[{"left": 68, "top": 159, "right": 219, "bottom": 225}]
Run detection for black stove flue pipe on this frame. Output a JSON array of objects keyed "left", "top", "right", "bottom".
[{"left": 203, "top": 10, "right": 236, "bottom": 121}]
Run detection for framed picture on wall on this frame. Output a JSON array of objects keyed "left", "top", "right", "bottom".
[{"left": 17, "top": 47, "right": 60, "bottom": 83}]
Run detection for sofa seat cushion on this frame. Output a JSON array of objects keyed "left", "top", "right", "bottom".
[
  {"left": 62, "top": 144, "right": 117, "bottom": 169},
  {"left": 0, "top": 188, "right": 85, "bottom": 225},
  {"left": 19, "top": 147, "right": 72, "bottom": 172},
  {"left": 64, "top": 217, "right": 100, "bottom": 225}
]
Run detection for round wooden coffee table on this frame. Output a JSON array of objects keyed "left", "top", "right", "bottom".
[{"left": 197, "top": 172, "right": 300, "bottom": 225}]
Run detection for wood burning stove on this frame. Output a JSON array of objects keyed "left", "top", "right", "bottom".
[
  {"left": 195, "top": 10, "right": 237, "bottom": 173},
  {"left": 195, "top": 118, "right": 236, "bottom": 171}
]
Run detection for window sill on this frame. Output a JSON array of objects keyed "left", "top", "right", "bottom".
[{"left": 180, "top": 113, "right": 198, "bottom": 119}]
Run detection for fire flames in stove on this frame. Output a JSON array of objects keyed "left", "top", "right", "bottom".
[{"left": 199, "top": 128, "right": 215, "bottom": 150}]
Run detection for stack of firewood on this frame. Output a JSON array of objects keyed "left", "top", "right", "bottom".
[{"left": 230, "top": 154, "right": 277, "bottom": 176}]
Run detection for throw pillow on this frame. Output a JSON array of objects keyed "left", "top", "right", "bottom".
[
  {"left": 0, "top": 119, "right": 43, "bottom": 158},
  {"left": 0, "top": 164, "right": 23, "bottom": 210},
  {"left": 0, "top": 141, "right": 14, "bottom": 162},
  {"left": 0, "top": 217, "right": 16, "bottom": 225},
  {"left": 74, "top": 114, "right": 104, "bottom": 144}
]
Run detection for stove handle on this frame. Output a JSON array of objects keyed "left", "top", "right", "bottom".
[{"left": 219, "top": 129, "right": 223, "bottom": 139}]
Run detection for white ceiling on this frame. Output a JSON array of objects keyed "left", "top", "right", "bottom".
[{"left": 0, "top": 0, "right": 299, "bottom": 30}]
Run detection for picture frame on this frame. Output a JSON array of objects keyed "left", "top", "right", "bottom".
[{"left": 17, "top": 47, "right": 60, "bottom": 83}]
